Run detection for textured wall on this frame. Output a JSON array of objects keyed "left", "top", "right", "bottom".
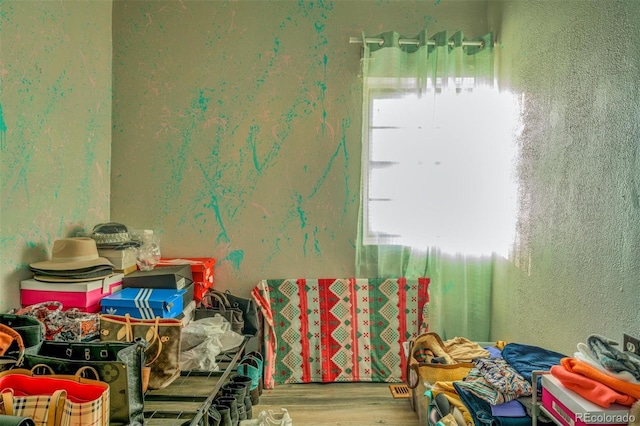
[
  {"left": 0, "top": 1, "right": 112, "bottom": 312},
  {"left": 110, "top": 0, "right": 487, "bottom": 295},
  {"left": 4, "top": 0, "right": 631, "bottom": 356},
  {"left": 489, "top": 0, "right": 640, "bottom": 355}
]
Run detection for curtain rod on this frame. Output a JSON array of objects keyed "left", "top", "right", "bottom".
[{"left": 349, "top": 36, "right": 484, "bottom": 48}]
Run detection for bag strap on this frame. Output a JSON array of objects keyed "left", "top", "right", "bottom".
[
  {"left": 202, "top": 291, "right": 229, "bottom": 311},
  {"left": 1, "top": 390, "right": 13, "bottom": 416},
  {"left": 406, "top": 332, "right": 446, "bottom": 389},
  {"left": 47, "top": 389, "right": 67, "bottom": 426},
  {"left": 30, "top": 363, "right": 101, "bottom": 382},
  {"left": 143, "top": 317, "right": 163, "bottom": 367},
  {"left": 224, "top": 290, "right": 243, "bottom": 309},
  {"left": 75, "top": 366, "right": 101, "bottom": 381},
  {"left": 124, "top": 314, "right": 159, "bottom": 344},
  {"left": 210, "top": 290, "right": 233, "bottom": 308},
  {"left": 128, "top": 316, "right": 162, "bottom": 367},
  {"left": 406, "top": 337, "right": 420, "bottom": 389},
  {"left": 99, "top": 314, "right": 130, "bottom": 341}
]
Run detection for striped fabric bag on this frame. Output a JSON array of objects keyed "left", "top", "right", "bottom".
[{"left": 0, "top": 368, "right": 109, "bottom": 426}]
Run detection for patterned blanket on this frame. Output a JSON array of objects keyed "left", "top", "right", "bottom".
[{"left": 252, "top": 278, "right": 430, "bottom": 388}]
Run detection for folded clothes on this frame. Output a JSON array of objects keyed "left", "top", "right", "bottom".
[
  {"left": 576, "top": 342, "right": 639, "bottom": 384},
  {"left": 455, "top": 367, "right": 506, "bottom": 405},
  {"left": 501, "top": 343, "right": 566, "bottom": 393},
  {"left": 561, "top": 357, "right": 640, "bottom": 399},
  {"left": 587, "top": 335, "right": 640, "bottom": 381},
  {"left": 491, "top": 399, "right": 527, "bottom": 418},
  {"left": 453, "top": 382, "right": 531, "bottom": 426},
  {"left": 550, "top": 363, "right": 636, "bottom": 407},
  {"left": 476, "top": 357, "right": 532, "bottom": 397}
]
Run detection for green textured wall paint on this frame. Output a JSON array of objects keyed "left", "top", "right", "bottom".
[
  {"left": 109, "top": 0, "right": 489, "bottom": 290},
  {"left": 1, "top": 0, "right": 636, "bottom": 355},
  {"left": 0, "top": 1, "right": 112, "bottom": 311}
]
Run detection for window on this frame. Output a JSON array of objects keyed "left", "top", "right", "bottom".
[{"left": 362, "top": 79, "right": 520, "bottom": 256}]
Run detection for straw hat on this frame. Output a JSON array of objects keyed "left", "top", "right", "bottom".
[{"left": 29, "top": 237, "right": 114, "bottom": 271}]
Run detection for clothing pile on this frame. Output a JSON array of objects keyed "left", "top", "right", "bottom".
[
  {"left": 549, "top": 334, "right": 640, "bottom": 408},
  {"left": 429, "top": 342, "right": 566, "bottom": 426}
]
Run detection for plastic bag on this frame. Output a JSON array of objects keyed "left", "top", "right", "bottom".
[{"left": 180, "top": 315, "right": 244, "bottom": 371}]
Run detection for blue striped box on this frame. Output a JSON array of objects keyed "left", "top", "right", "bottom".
[{"left": 100, "top": 286, "right": 186, "bottom": 319}]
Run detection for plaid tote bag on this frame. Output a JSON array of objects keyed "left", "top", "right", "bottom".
[{"left": 0, "top": 368, "right": 109, "bottom": 426}]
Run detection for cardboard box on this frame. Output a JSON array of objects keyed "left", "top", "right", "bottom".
[
  {"left": 100, "top": 286, "right": 187, "bottom": 319},
  {"left": 157, "top": 258, "right": 215, "bottom": 302},
  {"left": 181, "top": 283, "right": 194, "bottom": 310},
  {"left": 115, "top": 264, "right": 138, "bottom": 276},
  {"left": 541, "top": 374, "right": 631, "bottom": 426},
  {"left": 98, "top": 247, "right": 138, "bottom": 270},
  {"left": 21, "top": 273, "right": 124, "bottom": 312},
  {"left": 122, "top": 264, "right": 193, "bottom": 290},
  {"left": 177, "top": 300, "right": 196, "bottom": 326}
]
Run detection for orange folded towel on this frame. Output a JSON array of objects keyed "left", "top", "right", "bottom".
[
  {"left": 562, "top": 357, "right": 640, "bottom": 399},
  {"left": 550, "top": 364, "right": 636, "bottom": 407}
]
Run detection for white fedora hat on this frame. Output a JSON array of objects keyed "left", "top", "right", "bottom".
[{"left": 30, "top": 237, "right": 114, "bottom": 271}]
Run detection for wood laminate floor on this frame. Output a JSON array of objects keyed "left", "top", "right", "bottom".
[{"left": 251, "top": 382, "right": 420, "bottom": 426}]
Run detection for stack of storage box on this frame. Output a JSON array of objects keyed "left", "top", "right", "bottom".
[
  {"left": 100, "top": 264, "right": 195, "bottom": 322},
  {"left": 20, "top": 273, "right": 124, "bottom": 313},
  {"left": 97, "top": 247, "right": 138, "bottom": 275},
  {"left": 156, "top": 258, "right": 216, "bottom": 304},
  {"left": 541, "top": 373, "right": 632, "bottom": 426}
]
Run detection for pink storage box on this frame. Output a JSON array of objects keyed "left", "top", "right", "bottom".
[
  {"left": 541, "top": 374, "right": 631, "bottom": 426},
  {"left": 21, "top": 273, "right": 124, "bottom": 312}
]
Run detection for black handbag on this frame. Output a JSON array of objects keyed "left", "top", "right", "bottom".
[
  {"left": 22, "top": 339, "right": 148, "bottom": 426},
  {"left": 195, "top": 290, "right": 244, "bottom": 335},
  {"left": 222, "top": 290, "right": 259, "bottom": 336},
  {"left": 0, "top": 314, "right": 44, "bottom": 356}
]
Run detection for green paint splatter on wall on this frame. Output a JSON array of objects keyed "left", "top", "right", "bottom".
[
  {"left": 317, "top": 54, "right": 328, "bottom": 134},
  {"left": 313, "top": 225, "right": 321, "bottom": 255},
  {"left": 198, "top": 89, "right": 212, "bottom": 112},
  {"left": 0, "top": 104, "right": 6, "bottom": 151},
  {"left": 302, "top": 232, "right": 309, "bottom": 256},
  {"left": 309, "top": 117, "right": 349, "bottom": 199},
  {"left": 247, "top": 125, "right": 262, "bottom": 173},
  {"left": 223, "top": 249, "right": 244, "bottom": 271},
  {"left": 0, "top": 104, "right": 7, "bottom": 132},
  {"left": 296, "top": 193, "right": 307, "bottom": 229}
]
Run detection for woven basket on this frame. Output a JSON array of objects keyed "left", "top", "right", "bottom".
[{"left": 406, "top": 332, "right": 474, "bottom": 389}]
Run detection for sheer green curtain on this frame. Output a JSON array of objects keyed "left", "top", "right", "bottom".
[{"left": 356, "top": 30, "right": 513, "bottom": 342}]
